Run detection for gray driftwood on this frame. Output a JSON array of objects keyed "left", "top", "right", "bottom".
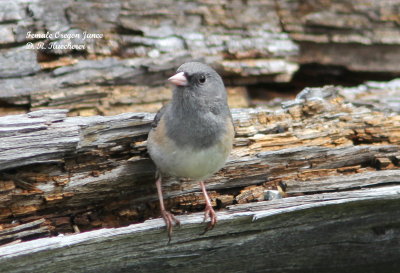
[
  {"left": 1, "top": 0, "right": 400, "bottom": 116},
  {"left": 1, "top": 185, "right": 400, "bottom": 273},
  {"left": 0, "top": 86, "right": 400, "bottom": 272}
]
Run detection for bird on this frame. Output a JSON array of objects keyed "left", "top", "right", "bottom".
[{"left": 147, "top": 62, "right": 235, "bottom": 241}]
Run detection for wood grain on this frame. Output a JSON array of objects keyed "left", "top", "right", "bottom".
[
  {"left": 0, "top": 86, "right": 399, "bottom": 240},
  {"left": 1, "top": 185, "right": 400, "bottom": 273}
]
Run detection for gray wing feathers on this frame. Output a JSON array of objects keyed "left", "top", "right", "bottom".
[{"left": 151, "top": 104, "right": 167, "bottom": 128}]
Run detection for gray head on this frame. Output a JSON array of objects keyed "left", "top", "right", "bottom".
[
  {"left": 168, "top": 62, "right": 227, "bottom": 101},
  {"left": 165, "top": 62, "right": 231, "bottom": 149}
]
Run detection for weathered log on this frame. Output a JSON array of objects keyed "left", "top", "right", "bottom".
[
  {"left": 0, "top": 85, "right": 399, "bottom": 240},
  {"left": 1, "top": 185, "right": 400, "bottom": 273},
  {"left": 0, "top": 218, "right": 49, "bottom": 246},
  {"left": 1, "top": 1, "right": 400, "bottom": 271},
  {"left": 0, "top": 85, "right": 399, "bottom": 271},
  {"left": 0, "top": 0, "right": 297, "bottom": 116},
  {"left": 278, "top": 0, "right": 400, "bottom": 73},
  {"left": 1, "top": 0, "right": 399, "bottom": 117},
  {"left": 340, "top": 79, "right": 400, "bottom": 113}
]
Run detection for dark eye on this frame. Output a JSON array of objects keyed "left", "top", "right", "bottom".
[{"left": 199, "top": 75, "right": 206, "bottom": 84}]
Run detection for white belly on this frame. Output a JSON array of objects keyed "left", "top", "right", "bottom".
[{"left": 149, "top": 140, "right": 231, "bottom": 180}]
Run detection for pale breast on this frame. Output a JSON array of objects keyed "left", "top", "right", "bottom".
[{"left": 147, "top": 117, "right": 234, "bottom": 180}]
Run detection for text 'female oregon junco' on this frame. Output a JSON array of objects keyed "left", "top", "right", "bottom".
[{"left": 147, "top": 62, "right": 234, "bottom": 241}]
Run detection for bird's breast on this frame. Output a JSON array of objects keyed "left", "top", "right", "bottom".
[{"left": 147, "top": 117, "right": 234, "bottom": 180}]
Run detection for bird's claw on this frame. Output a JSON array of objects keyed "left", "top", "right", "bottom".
[
  {"left": 201, "top": 204, "right": 217, "bottom": 235},
  {"left": 161, "top": 210, "right": 180, "bottom": 242}
]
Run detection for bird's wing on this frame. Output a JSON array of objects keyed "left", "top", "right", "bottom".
[
  {"left": 229, "top": 113, "right": 236, "bottom": 135},
  {"left": 151, "top": 104, "right": 168, "bottom": 129}
]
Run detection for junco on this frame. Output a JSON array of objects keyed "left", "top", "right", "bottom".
[{"left": 147, "top": 62, "right": 234, "bottom": 240}]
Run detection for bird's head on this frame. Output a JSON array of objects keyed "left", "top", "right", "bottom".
[{"left": 168, "top": 62, "right": 226, "bottom": 100}]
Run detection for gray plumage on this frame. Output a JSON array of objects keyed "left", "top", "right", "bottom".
[
  {"left": 147, "top": 62, "right": 234, "bottom": 179},
  {"left": 166, "top": 62, "right": 231, "bottom": 149},
  {"left": 147, "top": 62, "right": 235, "bottom": 239}
]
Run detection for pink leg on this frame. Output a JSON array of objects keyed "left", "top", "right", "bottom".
[
  {"left": 156, "top": 173, "right": 180, "bottom": 242},
  {"left": 200, "top": 181, "right": 217, "bottom": 233}
]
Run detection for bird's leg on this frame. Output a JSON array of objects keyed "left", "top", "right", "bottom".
[
  {"left": 155, "top": 172, "right": 180, "bottom": 241},
  {"left": 199, "top": 181, "right": 217, "bottom": 233}
]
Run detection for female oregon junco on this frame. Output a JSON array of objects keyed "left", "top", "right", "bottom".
[{"left": 147, "top": 62, "right": 234, "bottom": 240}]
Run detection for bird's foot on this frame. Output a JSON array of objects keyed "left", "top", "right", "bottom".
[
  {"left": 161, "top": 210, "right": 180, "bottom": 242},
  {"left": 201, "top": 204, "right": 217, "bottom": 234}
]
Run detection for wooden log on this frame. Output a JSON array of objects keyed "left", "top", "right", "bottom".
[
  {"left": 1, "top": 0, "right": 400, "bottom": 117},
  {"left": 1, "top": 185, "right": 400, "bottom": 273},
  {"left": 0, "top": 219, "right": 49, "bottom": 246},
  {"left": 0, "top": 85, "right": 399, "bottom": 239},
  {"left": 278, "top": 0, "right": 400, "bottom": 73},
  {"left": 0, "top": 0, "right": 296, "bottom": 116},
  {"left": 0, "top": 1, "right": 399, "bottom": 270}
]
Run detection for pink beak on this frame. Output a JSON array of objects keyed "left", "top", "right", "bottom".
[{"left": 168, "top": 72, "right": 188, "bottom": 86}]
